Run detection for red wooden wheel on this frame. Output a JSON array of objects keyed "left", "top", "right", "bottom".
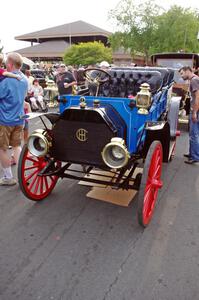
[
  {"left": 137, "top": 141, "right": 163, "bottom": 227},
  {"left": 18, "top": 145, "right": 61, "bottom": 201}
]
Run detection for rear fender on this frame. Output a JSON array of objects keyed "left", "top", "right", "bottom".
[{"left": 167, "top": 96, "right": 181, "bottom": 138}]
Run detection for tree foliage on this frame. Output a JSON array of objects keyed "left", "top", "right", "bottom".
[
  {"left": 152, "top": 6, "right": 199, "bottom": 53},
  {"left": 109, "top": 0, "right": 199, "bottom": 61},
  {"left": 109, "top": 0, "right": 163, "bottom": 62},
  {"left": 63, "top": 42, "right": 112, "bottom": 66}
]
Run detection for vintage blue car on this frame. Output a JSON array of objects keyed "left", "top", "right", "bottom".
[{"left": 18, "top": 66, "right": 180, "bottom": 227}]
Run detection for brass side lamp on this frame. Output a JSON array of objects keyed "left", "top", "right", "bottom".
[{"left": 136, "top": 83, "right": 151, "bottom": 115}]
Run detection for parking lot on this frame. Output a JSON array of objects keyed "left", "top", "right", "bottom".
[{"left": 0, "top": 119, "right": 199, "bottom": 300}]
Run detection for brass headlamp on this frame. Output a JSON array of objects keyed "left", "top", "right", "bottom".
[
  {"left": 28, "top": 129, "right": 51, "bottom": 157},
  {"left": 136, "top": 83, "right": 151, "bottom": 115},
  {"left": 102, "top": 137, "right": 130, "bottom": 169}
]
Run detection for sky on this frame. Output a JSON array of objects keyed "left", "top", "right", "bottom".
[{"left": 0, "top": 0, "right": 199, "bottom": 53}]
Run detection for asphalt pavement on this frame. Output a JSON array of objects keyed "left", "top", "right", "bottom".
[{"left": 0, "top": 118, "right": 199, "bottom": 300}]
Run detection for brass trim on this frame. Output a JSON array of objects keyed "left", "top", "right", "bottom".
[{"left": 76, "top": 128, "right": 88, "bottom": 142}]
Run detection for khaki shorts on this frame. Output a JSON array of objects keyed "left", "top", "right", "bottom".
[{"left": 0, "top": 125, "right": 23, "bottom": 150}]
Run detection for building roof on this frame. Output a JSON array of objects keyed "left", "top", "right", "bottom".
[
  {"left": 15, "top": 40, "right": 69, "bottom": 58},
  {"left": 15, "top": 20, "right": 111, "bottom": 42}
]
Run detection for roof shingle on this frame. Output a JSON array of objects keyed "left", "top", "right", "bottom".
[{"left": 15, "top": 20, "right": 111, "bottom": 41}]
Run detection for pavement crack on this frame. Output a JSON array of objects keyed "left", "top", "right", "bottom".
[{"left": 102, "top": 234, "right": 142, "bottom": 300}]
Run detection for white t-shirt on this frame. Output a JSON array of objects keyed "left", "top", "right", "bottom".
[{"left": 31, "top": 85, "right": 43, "bottom": 97}]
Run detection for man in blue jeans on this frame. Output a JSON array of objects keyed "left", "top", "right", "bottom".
[
  {"left": 179, "top": 66, "right": 199, "bottom": 165},
  {"left": 0, "top": 53, "right": 28, "bottom": 185}
]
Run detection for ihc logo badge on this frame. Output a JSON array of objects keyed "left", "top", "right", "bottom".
[{"left": 76, "top": 128, "right": 88, "bottom": 142}]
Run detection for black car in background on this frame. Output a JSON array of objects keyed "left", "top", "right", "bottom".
[{"left": 30, "top": 69, "right": 47, "bottom": 88}]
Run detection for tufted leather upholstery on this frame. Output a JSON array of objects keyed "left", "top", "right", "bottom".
[
  {"left": 99, "top": 68, "right": 164, "bottom": 98},
  {"left": 130, "top": 67, "right": 171, "bottom": 87}
]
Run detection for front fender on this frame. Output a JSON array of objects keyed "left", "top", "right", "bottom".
[
  {"left": 21, "top": 112, "right": 60, "bottom": 124},
  {"left": 143, "top": 121, "right": 171, "bottom": 162}
]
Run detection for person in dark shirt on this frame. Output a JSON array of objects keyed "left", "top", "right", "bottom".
[
  {"left": 179, "top": 66, "right": 199, "bottom": 164},
  {"left": 55, "top": 64, "right": 76, "bottom": 95}
]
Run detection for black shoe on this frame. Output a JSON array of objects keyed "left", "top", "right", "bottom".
[
  {"left": 183, "top": 154, "right": 190, "bottom": 158},
  {"left": 184, "top": 159, "right": 199, "bottom": 165}
]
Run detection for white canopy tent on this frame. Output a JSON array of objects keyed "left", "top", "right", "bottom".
[{"left": 22, "top": 56, "right": 35, "bottom": 68}]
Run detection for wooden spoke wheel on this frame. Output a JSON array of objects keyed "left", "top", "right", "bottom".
[
  {"left": 137, "top": 141, "right": 163, "bottom": 227},
  {"left": 18, "top": 145, "right": 61, "bottom": 201}
]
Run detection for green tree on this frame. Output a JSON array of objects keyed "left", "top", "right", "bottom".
[
  {"left": 152, "top": 6, "right": 199, "bottom": 53},
  {"left": 109, "top": 0, "right": 199, "bottom": 61},
  {"left": 63, "top": 42, "right": 112, "bottom": 66},
  {"left": 109, "top": 0, "right": 162, "bottom": 62}
]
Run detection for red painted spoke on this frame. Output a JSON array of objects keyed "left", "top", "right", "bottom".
[
  {"left": 26, "top": 156, "right": 38, "bottom": 163},
  {"left": 44, "top": 176, "right": 49, "bottom": 191},
  {"left": 149, "top": 152, "right": 160, "bottom": 176},
  {"left": 28, "top": 173, "right": 39, "bottom": 191},
  {"left": 144, "top": 184, "right": 153, "bottom": 198},
  {"left": 49, "top": 176, "right": 56, "bottom": 183},
  {"left": 25, "top": 169, "right": 40, "bottom": 182},
  {"left": 143, "top": 189, "right": 154, "bottom": 216},
  {"left": 33, "top": 177, "right": 40, "bottom": 195},
  {"left": 152, "top": 164, "right": 161, "bottom": 179},
  {"left": 144, "top": 180, "right": 153, "bottom": 197},
  {"left": 24, "top": 165, "right": 39, "bottom": 171},
  {"left": 40, "top": 176, "right": 44, "bottom": 195}
]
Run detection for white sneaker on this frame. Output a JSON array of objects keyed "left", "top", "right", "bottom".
[{"left": 0, "top": 177, "right": 17, "bottom": 186}]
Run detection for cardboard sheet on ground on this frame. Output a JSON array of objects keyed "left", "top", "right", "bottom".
[
  {"left": 86, "top": 186, "right": 137, "bottom": 207},
  {"left": 78, "top": 168, "right": 143, "bottom": 206}
]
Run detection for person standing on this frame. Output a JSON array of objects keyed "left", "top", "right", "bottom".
[
  {"left": 24, "top": 69, "right": 34, "bottom": 92},
  {"left": 55, "top": 64, "right": 76, "bottom": 96},
  {"left": 179, "top": 66, "right": 199, "bottom": 164},
  {"left": 0, "top": 52, "right": 28, "bottom": 185},
  {"left": 0, "top": 54, "right": 21, "bottom": 81}
]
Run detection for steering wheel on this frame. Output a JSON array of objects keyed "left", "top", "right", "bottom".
[{"left": 83, "top": 67, "right": 111, "bottom": 96}]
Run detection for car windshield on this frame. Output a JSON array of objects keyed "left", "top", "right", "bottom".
[
  {"left": 156, "top": 58, "right": 193, "bottom": 69},
  {"left": 155, "top": 58, "right": 193, "bottom": 83}
]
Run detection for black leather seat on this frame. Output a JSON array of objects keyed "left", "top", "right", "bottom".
[
  {"left": 100, "top": 68, "right": 163, "bottom": 98},
  {"left": 130, "top": 67, "right": 169, "bottom": 88}
]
